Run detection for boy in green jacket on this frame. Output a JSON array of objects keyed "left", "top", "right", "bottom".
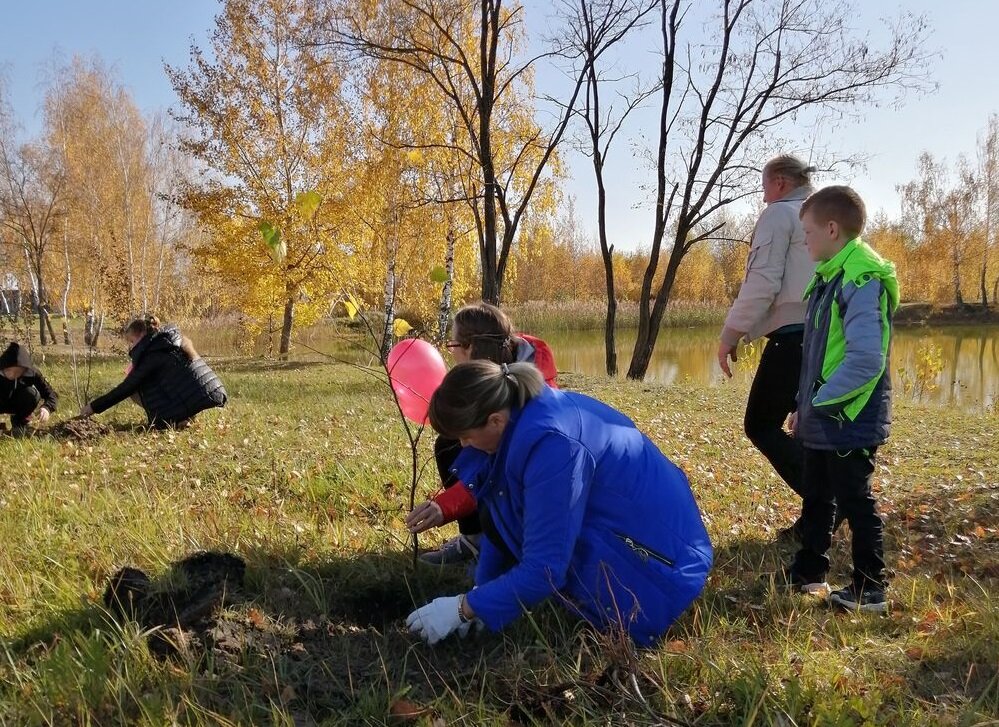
[{"left": 785, "top": 186, "right": 899, "bottom": 612}]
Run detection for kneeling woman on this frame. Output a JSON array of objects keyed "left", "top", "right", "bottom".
[
  {"left": 80, "top": 316, "right": 227, "bottom": 429},
  {"left": 406, "top": 361, "right": 712, "bottom": 646}
]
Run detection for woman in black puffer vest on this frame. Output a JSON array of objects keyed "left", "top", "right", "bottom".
[{"left": 81, "top": 316, "right": 227, "bottom": 429}]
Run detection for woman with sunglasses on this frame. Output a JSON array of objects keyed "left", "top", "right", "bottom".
[
  {"left": 79, "top": 315, "right": 227, "bottom": 430},
  {"left": 407, "top": 302, "right": 558, "bottom": 565}
]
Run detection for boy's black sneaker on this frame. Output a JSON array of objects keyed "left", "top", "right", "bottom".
[{"left": 829, "top": 585, "right": 887, "bottom": 613}]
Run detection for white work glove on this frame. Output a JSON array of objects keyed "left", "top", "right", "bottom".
[{"left": 406, "top": 595, "right": 469, "bottom": 645}]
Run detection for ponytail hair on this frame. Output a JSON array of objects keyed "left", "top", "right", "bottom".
[
  {"left": 763, "top": 155, "right": 816, "bottom": 188},
  {"left": 452, "top": 302, "right": 516, "bottom": 364},
  {"left": 429, "top": 360, "right": 545, "bottom": 438},
  {"left": 125, "top": 314, "right": 161, "bottom": 338}
]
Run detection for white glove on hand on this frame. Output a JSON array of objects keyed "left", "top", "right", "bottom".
[{"left": 406, "top": 596, "right": 465, "bottom": 645}]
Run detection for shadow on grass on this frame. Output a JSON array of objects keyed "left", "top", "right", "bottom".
[
  {"left": 3, "top": 549, "right": 516, "bottom": 724},
  {"left": 8, "top": 527, "right": 994, "bottom": 725},
  {"left": 4, "top": 546, "right": 679, "bottom": 725}
]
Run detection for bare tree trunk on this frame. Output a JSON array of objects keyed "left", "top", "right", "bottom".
[
  {"left": 592, "top": 141, "right": 618, "bottom": 375},
  {"left": 39, "top": 303, "right": 57, "bottom": 346},
  {"left": 32, "top": 252, "right": 58, "bottom": 345},
  {"left": 601, "top": 254, "right": 618, "bottom": 376},
  {"left": 591, "top": 110, "right": 618, "bottom": 377},
  {"left": 981, "top": 260, "right": 989, "bottom": 308},
  {"left": 953, "top": 235, "right": 963, "bottom": 306},
  {"left": 84, "top": 309, "right": 95, "bottom": 346},
  {"left": 92, "top": 312, "right": 104, "bottom": 348},
  {"left": 21, "top": 247, "right": 41, "bottom": 344},
  {"left": 479, "top": 130, "right": 499, "bottom": 303},
  {"left": 44, "top": 304, "right": 57, "bottom": 343},
  {"left": 628, "top": 253, "right": 683, "bottom": 379},
  {"left": 153, "top": 228, "right": 169, "bottom": 311},
  {"left": 279, "top": 294, "right": 294, "bottom": 358},
  {"left": 381, "top": 251, "right": 396, "bottom": 364},
  {"left": 140, "top": 225, "right": 150, "bottom": 314},
  {"left": 436, "top": 226, "right": 457, "bottom": 345},
  {"left": 477, "top": 0, "right": 500, "bottom": 304},
  {"left": 62, "top": 228, "right": 72, "bottom": 318}
]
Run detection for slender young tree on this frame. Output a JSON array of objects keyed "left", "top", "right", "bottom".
[
  {"left": 45, "top": 57, "right": 158, "bottom": 321},
  {"left": 978, "top": 114, "right": 999, "bottom": 308},
  {"left": 899, "top": 152, "right": 979, "bottom": 307},
  {"left": 168, "top": 0, "right": 355, "bottom": 356},
  {"left": 0, "top": 85, "right": 65, "bottom": 345},
  {"left": 338, "top": 0, "right": 592, "bottom": 303},
  {"left": 564, "top": 0, "right": 658, "bottom": 375}
]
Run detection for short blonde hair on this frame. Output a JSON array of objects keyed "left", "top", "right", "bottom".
[{"left": 800, "top": 185, "right": 867, "bottom": 240}]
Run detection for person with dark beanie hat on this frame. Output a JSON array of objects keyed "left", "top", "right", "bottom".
[{"left": 0, "top": 342, "right": 58, "bottom": 437}]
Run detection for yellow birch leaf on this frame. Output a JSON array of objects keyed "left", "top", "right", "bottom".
[{"left": 393, "top": 318, "right": 413, "bottom": 337}]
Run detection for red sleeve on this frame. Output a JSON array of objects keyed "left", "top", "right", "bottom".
[
  {"left": 432, "top": 481, "right": 478, "bottom": 523},
  {"left": 519, "top": 334, "right": 558, "bottom": 388}
]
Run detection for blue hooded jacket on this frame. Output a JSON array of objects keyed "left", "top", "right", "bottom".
[
  {"left": 796, "top": 238, "right": 899, "bottom": 450},
  {"left": 456, "top": 387, "right": 712, "bottom": 646}
]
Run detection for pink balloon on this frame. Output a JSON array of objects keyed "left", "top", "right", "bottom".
[{"left": 387, "top": 338, "right": 448, "bottom": 424}]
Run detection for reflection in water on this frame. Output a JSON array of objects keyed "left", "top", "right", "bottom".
[
  {"left": 188, "top": 322, "right": 999, "bottom": 411},
  {"left": 541, "top": 326, "right": 999, "bottom": 410}
]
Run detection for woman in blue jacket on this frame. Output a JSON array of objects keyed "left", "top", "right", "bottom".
[{"left": 406, "top": 360, "right": 712, "bottom": 647}]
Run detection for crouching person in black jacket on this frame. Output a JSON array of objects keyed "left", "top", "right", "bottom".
[
  {"left": 80, "top": 316, "right": 227, "bottom": 430},
  {"left": 1, "top": 342, "right": 58, "bottom": 437}
]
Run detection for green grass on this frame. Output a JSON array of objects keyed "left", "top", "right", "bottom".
[{"left": 0, "top": 357, "right": 996, "bottom": 725}]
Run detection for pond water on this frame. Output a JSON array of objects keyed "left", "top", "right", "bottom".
[
  {"left": 539, "top": 326, "right": 999, "bottom": 411},
  {"left": 189, "top": 322, "right": 999, "bottom": 411}
]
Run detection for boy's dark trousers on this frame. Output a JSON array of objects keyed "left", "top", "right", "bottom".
[
  {"left": 744, "top": 331, "right": 806, "bottom": 498},
  {"left": 1, "top": 384, "right": 41, "bottom": 428},
  {"left": 434, "top": 436, "right": 482, "bottom": 537},
  {"left": 791, "top": 446, "right": 886, "bottom": 589}
]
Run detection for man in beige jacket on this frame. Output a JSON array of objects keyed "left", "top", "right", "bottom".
[{"left": 718, "top": 156, "right": 817, "bottom": 541}]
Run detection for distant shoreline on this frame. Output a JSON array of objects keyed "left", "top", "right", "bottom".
[{"left": 893, "top": 303, "right": 999, "bottom": 328}]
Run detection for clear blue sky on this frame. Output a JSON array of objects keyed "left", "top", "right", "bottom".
[{"left": 3, "top": 0, "right": 997, "bottom": 250}]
